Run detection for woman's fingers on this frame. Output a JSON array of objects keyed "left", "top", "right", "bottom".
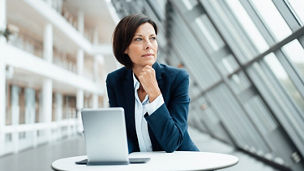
[{"left": 137, "top": 65, "right": 161, "bottom": 101}]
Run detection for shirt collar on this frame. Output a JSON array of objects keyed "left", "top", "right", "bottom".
[
  {"left": 133, "top": 72, "right": 150, "bottom": 103},
  {"left": 133, "top": 72, "right": 140, "bottom": 90}
]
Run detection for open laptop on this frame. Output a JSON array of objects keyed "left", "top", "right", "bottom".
[{"left": 79, "top": 108, "right": 150, "bottom": 165}]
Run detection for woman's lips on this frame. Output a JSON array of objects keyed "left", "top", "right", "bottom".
[{"left": 142, "top": 53, "right": 154, "bottom": 57}]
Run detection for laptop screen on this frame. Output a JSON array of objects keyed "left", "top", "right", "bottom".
[{"left": 81, "top": 108, "right": 129, "bottom": 165}]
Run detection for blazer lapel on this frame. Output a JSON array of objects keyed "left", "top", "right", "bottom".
[
  {"left": 122, "top": 69, "right": 135, "bottom": 118},
  {"left": 122, "top": 69, "right": 139, "bottom": 147}
]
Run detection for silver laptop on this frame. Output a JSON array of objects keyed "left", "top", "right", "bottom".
[{"left": 81, "top": 108, "right": 129, "bottom": 165}]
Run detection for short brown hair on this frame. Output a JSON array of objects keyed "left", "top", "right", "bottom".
[{"left": 112, "top": 14, "right": 158, "bottom": 69}]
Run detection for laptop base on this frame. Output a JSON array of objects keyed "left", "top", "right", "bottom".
[{"left": 76, "top": 158, "right": 150, "bottom": 165}]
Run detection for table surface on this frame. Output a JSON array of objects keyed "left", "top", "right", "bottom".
[{"left": 52, "top": 151, "right": 239, "bottom": 171}]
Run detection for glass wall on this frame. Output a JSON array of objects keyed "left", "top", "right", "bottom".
[{"left": 110, "top": 0, "right": 304, "bottom": 170}]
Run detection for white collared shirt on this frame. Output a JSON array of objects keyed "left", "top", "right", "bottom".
[{"left": 133, "top": 73, "right": 164, "bottom": 152}]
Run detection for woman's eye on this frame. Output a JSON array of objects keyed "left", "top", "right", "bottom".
[
  {"left": 134, "top": 38, "right": 142, "bottom": 41},
  {"left": 151, "top": 37, "right": 156, "bottom": 40}
]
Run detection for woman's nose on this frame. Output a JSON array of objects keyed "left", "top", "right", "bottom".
[{"left": 144, "top": 40, "right": 152, "bottom": 49}]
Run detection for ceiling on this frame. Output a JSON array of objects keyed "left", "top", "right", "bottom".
[{"left": 63, "top": 0, "right": 117, "bottom": 45}]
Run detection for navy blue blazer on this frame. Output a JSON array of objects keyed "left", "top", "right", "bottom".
[{"left": 106, "top": 62, "right": 199, "bottom": 153}]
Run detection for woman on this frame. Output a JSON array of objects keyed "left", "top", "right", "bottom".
[{"left": 106, "top": 14, "right": 199, "bottom": 153}]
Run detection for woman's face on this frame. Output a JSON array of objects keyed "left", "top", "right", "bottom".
[{"left": 124, "top": 22, "right": 158, "bottom": 68}]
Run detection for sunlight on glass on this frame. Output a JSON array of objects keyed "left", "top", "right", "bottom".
[
  {"left": 264, "top": 53, "right": 288, "bottom": 79},
  {"left": 250, "top": 0, "right": 292, "bottom": 41},
  {"left": 282, "top": 40, "right": 304, "bottom": 77},
  {"left": 222, "top": 58, "right": 234, "bottom": 73},
  {"left": 231, "top": 74, "right": 241, "bottom": 85},
  {"left": 225, "top": 0, "right": 269, "bottom": 52},
  {"left": 264, "top": 53, "right": 304, "bottom": 111},
  {"left": 282, "top": 40, "right": 304, "bottom": 64},
  {"left": 182, "top": 0, "right": 194, "bottom": 10},
  {"left": 285, "top": 0, "right": 304, "bottom": 25},
  {"left": 195, "top": 17, "right": 219, "bottom": 50}
]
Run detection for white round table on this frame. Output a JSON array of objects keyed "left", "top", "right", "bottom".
[{"left": 52, "top": 151, "right": 239, "bottom": 171}]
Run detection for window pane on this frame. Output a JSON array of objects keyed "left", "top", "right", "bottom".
[
  {"left": 264, "top": 53, "right": 304, "bottom": 111},
  {"left": 244, "top": 96, "right": 277, "bottom": 135},
  {"left": 250, "top": 0, "right": 292, "bottom": 41},
  {"left": 282, "top": 39, "right": 304, "bottom": 77},
  {"left": 221, "top": 55, "right": 239, "bottom": 75},
  {"left": 225, "top": 0, "right": 269, "bottom": 52},
  {"left": 285, "top": 0, "right": 304, "bottom": 25},
  {"left": 182, "top": 0, "right": 197, "bottom": 10},
  {"left": 195, "top": 17, "right": 220, "bottom": 50},
  {"left": 228, "top": 71, "right": 251, "bottom": 94},
  {"left": 248, "top": 96, "right": 278, "bottom": 131}
]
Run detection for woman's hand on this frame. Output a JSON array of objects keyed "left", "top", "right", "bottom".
[{"left": 137, "top": 65, "right": 161, "bottom": 102}]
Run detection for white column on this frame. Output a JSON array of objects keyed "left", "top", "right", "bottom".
[
  {"left": 92, "top": 94, "right": 98, "bottom": 108},
  {"left": 41, "top": 80, "right": 52, "bottom": 122},
  {"left": 77, "top": 90, "right": 83, "bottom": 132},
  {"left": 41, "top": 79, "right": 52, "bottom": 142},
  {"left": 25, "top": 88, "right": 35, "bottom": 124},
  {"left": 103, "top": 94, "right": 107, "bottom": 107},
  {"left": 77, "top": 91, "right": 84, "bottom": 112},
  {"left": 0, "top": 0, "right": 6, "bottom": 155},
  {"left": 11, "top": 86, "right": 20, "bottom": 153},
  {"left": 42, "top": 24, "right": 53, "bottom": 122},
  {"left": 77, "top": 49, "right": 84, "bottom": 132},
  {"left": 55, "top": 93, "right": 63, "bottom": 121},
  {"left": 41, "top": 24, "right": 53, "bottom": 142},
  {"left": 92, "top": 55, "right": 99, "bottom": 109},
  {"left": 55, "top": 93, "right": 62, "bottom": 139},
  {"left": 43, "top": 24, "right": 53, "bottom": 62},
  {"left": 0, "top": 54, "right": 6, "bottom": 155},
  {"left": 25, "top": 88, "right": 35, "bottom": 147},
  {"left": 77, "top": 49, "right": 84, "bottom": 111},
  {"left": 77, "top": 11, "right": 84, "bottom": 35}
]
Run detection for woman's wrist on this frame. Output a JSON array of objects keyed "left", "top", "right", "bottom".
[{"left": 148, "top": 89, "right": 161, "bottom": 102}]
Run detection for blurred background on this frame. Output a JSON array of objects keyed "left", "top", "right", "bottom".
[{"left": 0, "top": 0, "right": 303, "bottom": 170}]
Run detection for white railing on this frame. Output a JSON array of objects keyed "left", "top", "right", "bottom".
[{"left": 1, "top": 118, "right": 81, "bottom": 156}]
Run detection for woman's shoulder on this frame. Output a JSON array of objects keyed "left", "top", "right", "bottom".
[
  {"left": 106, "top": 67, "right": 129, "bottom": 83},
  {"left": 158, "top": 63, "right": 189, "bottom": 78}
]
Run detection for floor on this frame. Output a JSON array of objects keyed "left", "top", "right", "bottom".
[
  {"left": 188, "top": 128, "right": 277, "bottom": 171},
  {"left": 0, "top": 128, "right": 277, "bottom": 171},
  {"left": 0, "top": 135, "right": 85, "bottom": 171}
]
